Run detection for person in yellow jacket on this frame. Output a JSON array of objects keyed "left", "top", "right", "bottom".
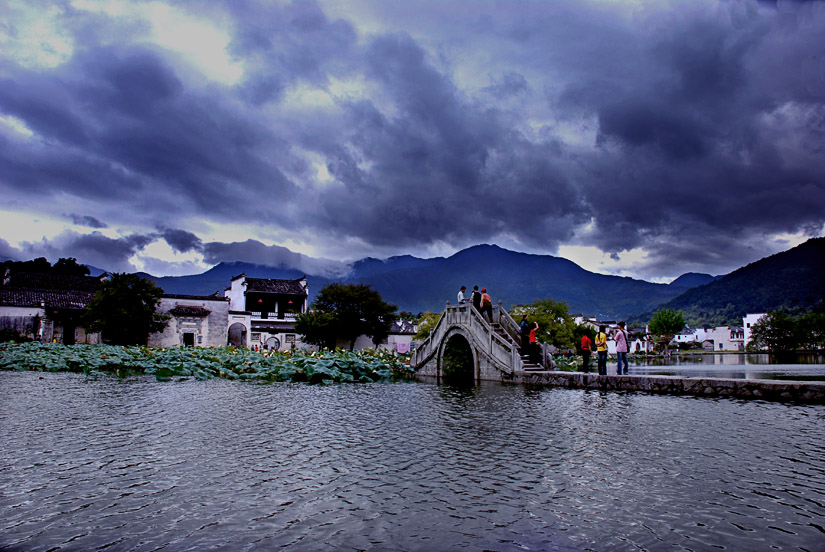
[{"left": 595, "top": 325, "right": 608, "bottom": 375}]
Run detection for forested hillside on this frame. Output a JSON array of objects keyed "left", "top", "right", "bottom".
[{"left": 636, "top": 238, "right": 825, "bottom": 326}]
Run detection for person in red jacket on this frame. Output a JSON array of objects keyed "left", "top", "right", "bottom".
[
  {"left": 580, "top": 333, "right": 592, "bottom": 373},
  {"left": 480, "top": 288, "right": 493, "bottom": 323}
]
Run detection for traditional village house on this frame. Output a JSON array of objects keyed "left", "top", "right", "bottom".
[
  {"left": 703, "top": 326, "right": 745, "bottom": 351},
  {"left": 147, "top": 293, "right": 230, "bottom": 348},
  {"left": 0, "top": 269, "right": 105, "bottom": 344},
  {"left": 224, "top": 274, "right": 308, "bottom": 350}
]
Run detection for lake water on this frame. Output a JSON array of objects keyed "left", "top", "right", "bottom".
[
  {"left": 627, "top": 353, "right": 825, "bottom": 382},
  {"left": 1, "top": 371, "right": 824, "bottom": 551}
]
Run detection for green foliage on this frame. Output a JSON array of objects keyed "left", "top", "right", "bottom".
[
  {"left": 295, "top": 283, "right": 397, "bottom": 351},
  {"left": 799, "top": 312, "right": 825, "bottom": 350},
  {"left": 748, "top": 311, "right": 825, "bottom": 352},
  {"left": 441, "top": 338, "right": 474, "bottom": 381},
  {"left": 414, "top": 311, "right": 442, "bottom": 340},
  {"left": 510, "top": 298, "right": 576, "bottom": 350},
  {"left": 649, "top": 308, "right": 685, "bottom": 339},
  {"left": 83, "top": 273, "right": 170, "bottom": 346},
  {"left": 1, "top": 256, "right": 90, "bottom": 276},
  {"left": 0, "top": 342, "right": 415, "bottom": 384},
  {"left": 52, "top": 257, "right": 91, "bottom": 276}
]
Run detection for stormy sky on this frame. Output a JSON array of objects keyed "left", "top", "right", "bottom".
[{"left": 1, "top": 0, "right": 823, "bottom": 282}]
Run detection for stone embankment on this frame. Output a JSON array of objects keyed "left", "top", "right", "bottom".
[{"left": 513, "top": 371, "right": 825, "bottom": 403}]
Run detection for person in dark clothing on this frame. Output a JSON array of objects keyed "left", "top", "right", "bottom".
[
  {"left": 471, "top": 285, "right": 481, "bottom": 312},
  {"left": 520, "top": 315, "right": 530, "bottom": 354}
]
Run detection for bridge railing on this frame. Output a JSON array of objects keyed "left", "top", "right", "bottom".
[{"left": 411, "top": 302, "right": 523, "bottom": 375}]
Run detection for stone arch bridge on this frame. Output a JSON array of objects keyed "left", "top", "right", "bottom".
[{"left": 411, "top": 302, "right": 545, "bottom": 381}]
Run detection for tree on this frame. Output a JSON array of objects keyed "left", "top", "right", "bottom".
[
  {"left": 414, "top": 311, "right": 442, "bottom": 341},
  {"left": 510, "top": 298, "right": 576, "bottom": 350},
  {"left": 295, "top": 283, "right": 397, "bottom": 351},
  {"left": 748, "top": 311, "right": 799, "bottom": 352},
  {"left": 83, "top": 273, "right": 169, "bottom": 345},
  {"left": 648, "top": 308, "right": 685, "bottom": 354},
  {"left": 798, "top": 312, "right": 825, "bottom": 350},
  {"left": 52, "top": 257, "right": 91, "bottom": 276}
]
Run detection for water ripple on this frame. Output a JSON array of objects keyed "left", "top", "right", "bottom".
[{"left": 1, "top": 372, "right": 824, "bottom": 551}]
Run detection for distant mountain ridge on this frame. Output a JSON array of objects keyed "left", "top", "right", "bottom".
[
  {"left": 144, "top": 244, "right": 710, "bottom": 319},
  {"left": 638, "top": 237, "right": 825, "bottom": 326}
]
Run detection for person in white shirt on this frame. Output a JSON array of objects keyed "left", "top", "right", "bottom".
[{"left": 457, "top": 285, "right": 467, "bottom": 303}]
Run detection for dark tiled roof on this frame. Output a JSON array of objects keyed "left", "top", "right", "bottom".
[
  {"left": 169, "top": 305, "right": 211, "bottom": 317},
  {"left": 246, "top": 277, "right": 306, "bottom": 295},
  {"left": 1, "top": 271, "right": 102, "bottom": 309},
  {"left": 390, "top": 320, "right": 416, "bottom": 334},
  {"left": 164, "top": 293, "right": 227, "bottom": 301},
  {"left": 0, "top": 289, "right": 95, "bottom": 309},
  {"left": 4, "top": 272, "right": 103, "bottom": 292}
]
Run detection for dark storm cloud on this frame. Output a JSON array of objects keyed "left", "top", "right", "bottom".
[
  {"left": 227, "top": 0, "right": 357, "bottom": 105},
  {"left": 314, "top": 32, "right": 582, "bottom": 252},
  {"left": 0, "top": 238, "right": 21, "bottom": 261},
  {"left": 0, "top": 37, "right": 299, "bottom": 226},
  {"left": 202, "top": 239, "right": 347, "bottom": 277},
  {"left": 158, "top": 227, "right": 203, "bottom": 253},
  {"left": 1, "top": 0, "right": 824, "bottom": 279},
  {"left": 18, "top": 231, "right": 155, "bottom": 272},
  {"left": 68, "top": 214, "right": 108, "bottom": 229}
]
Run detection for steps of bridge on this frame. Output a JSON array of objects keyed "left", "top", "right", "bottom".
[{"left": 520, "top": 353, "right": 543, "bottom": 371}]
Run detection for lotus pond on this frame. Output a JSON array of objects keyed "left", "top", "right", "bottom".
[{"left": 0, "top": 342, "right": 414, "bottom": 383}]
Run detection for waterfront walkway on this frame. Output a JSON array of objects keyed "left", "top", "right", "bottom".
[{"left": 411, "top": 303, "right": 825, "bottom": 403}]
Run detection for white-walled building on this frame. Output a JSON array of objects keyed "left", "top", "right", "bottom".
[
  {"left": 743, "top": 313, "right": 767, "bottom": 348},
  {"left": 148, "top": 294, "right": 230, "bottom": 348},
  {"left": 703, "top": 326, "right": 745, "bottom": 351},
  {"left": 225, "top": 274, "right": 309, "bottom": 351}
]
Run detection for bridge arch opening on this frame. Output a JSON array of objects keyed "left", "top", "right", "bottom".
[{"left": 440, "top": 333, "right": 475, "bottom": 383}]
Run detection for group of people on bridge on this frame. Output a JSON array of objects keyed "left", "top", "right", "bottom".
[{"left": 457, "top": 285, "right": 494, "bottom": 323}]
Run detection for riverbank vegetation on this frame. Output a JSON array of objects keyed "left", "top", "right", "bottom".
[
  {"left": 0, "top": 342, "right": 414, "bottom": 383},
  {"left": 748, "top": 311, "right": 825, "bottom": 353}
]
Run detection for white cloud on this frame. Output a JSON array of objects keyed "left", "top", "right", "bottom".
[{"left": 0, "top": 3, "right": 74, "bottom": 69}]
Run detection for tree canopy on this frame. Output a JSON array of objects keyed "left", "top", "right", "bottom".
[
  {"left": 748, "top": 311, "right": 825, "bottom": 352},
  {"left": 510, "top": 298, "right": 576, "bottom": 350},
  {"left": 414, "top": 311, "right": 441, "bottom": 341},
  {"left": 83, "top": 273, "right": 169, "bottom": 345},
  {"left": 648, "top": 308, "right": 685, "bottom": 352},
  {"left": 295, "top": 283, "right": 397, "bottom": 351},
  {"left": 2, "top": 256, "right": 90, "bottom": 276}
]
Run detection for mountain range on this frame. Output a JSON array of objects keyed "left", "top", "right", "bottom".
[{"left": 144, "top": 243, "right": 724, "bottom": 320}]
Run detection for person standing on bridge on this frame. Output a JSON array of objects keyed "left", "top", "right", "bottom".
[
  {"left": 529, "top": 322, "right": 541, "bottom": 364},
  {"left": 457, "top": 285, "right": 468, "bottom": 304},
  {"left": 580, "top": 331, "right": 592, "bottom": 373},
  {"left": 480, "top": 288, "right": 493, "bottom": 323},
  {"left": 595, "top": 325, "right": 608, "bottom": 375},
  {"left": 520, "top": 314, "right": 530, "bottom": 354},
  {"left": 615, "top": 321, "right": 629, "bottom": 375},
  {"left": 471, "top": 285, "right": 481, "bottom": 312}
]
